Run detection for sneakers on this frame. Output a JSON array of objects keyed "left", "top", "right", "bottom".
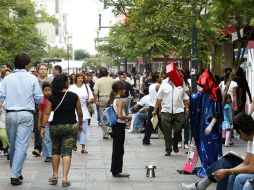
[
  {"left": 184, "top": 144, "right": 189, "bottom": 149},
  {"left": 181, "top": 183, "right": 197, "bottom": 190},
  {"left": 32, "top": 149, "right": 41, "bottom": 157}
]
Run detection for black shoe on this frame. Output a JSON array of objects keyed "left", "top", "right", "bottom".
[
  {"left": 19, "top": 175, "right": 23, "bottom": 181},
  {"left": 7, "top": 153, "right": 10, "bottom": 160},
  {"left": 113, "top": 172, "right": 130, "bottom": 177},
  {"left": 11, "top": 178, "right": 22, "bottom": 185},
  {"left": 143, "top": 142, "right": 151, "bottom": 146},
  {"left": 72, "top": 143, "right": 77, "bottom": 151},
  {"left": 173, "top": 143, "right": 179, "bottom": 153},
  {"left": 44, "top": 157, "right": 52, "bottom": 162},
  {"left": 165, "top": 152, "right": 171, "bottom": 156},
  {"left": 32, "top": 149, "right": 41, "bottom": 157}
]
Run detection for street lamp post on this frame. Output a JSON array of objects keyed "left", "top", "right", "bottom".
[{"left": 67, "top": 35, "right": 72, "bottom": 74}]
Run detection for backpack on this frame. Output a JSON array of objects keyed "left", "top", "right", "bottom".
[{"left": 102, "top": 97, "right": 120, "bottom": 127}]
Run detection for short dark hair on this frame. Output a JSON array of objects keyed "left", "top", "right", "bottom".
[
  {"left": 42, "top": 82, "right": 51, "bottom": 90},
  {"left": 3, "top": 64, "right": 12, "bottom": 70},
  {"left": 54, "top": 65, "right": 62, "bottom": 74},
  {"left": 143, "top": 87, "right": 149, "bottom": 95},
  {"left": 14, "top": 52, "right": 31, "bottom": 69},
  {"left": 118, "top": 71, "right": 125, "bottom": 77},
  {"left": 151, "top": 72, "right": 160, "bottom": 82},
  {"left": 99, "top": 67, "right": 108, "bottom": 77},
  {"left": 51, "top": 74, "right": 68, "bottom": 95},
  {"left": 234, "top": 113, "right": 254, "bottom": 135}
]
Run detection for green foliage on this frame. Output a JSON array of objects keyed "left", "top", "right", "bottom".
[
  {"left": 83, "top": 54, "right": 113, "bottom": 70},
  {"left": 48, "top": 47, "right": 70, "bottom": 60},
  {"left": 74, "top": 49, "right": 90, "bottom": 60},
  {"left": 98, "top": 0, "right": 254, "bottom": 73},
  {"left": 0, "top": 0, "right": 57, "bottom": 67}
]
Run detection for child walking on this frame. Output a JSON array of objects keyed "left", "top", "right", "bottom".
[
  {"left": 110, "top": 81, "right": 132, "bottom": 177},
  {"left": 38, "top": 82, "right": 52, "bottom": 162},
  {"left": 222, "top": 94, "right": 234, "bottom": 146}
]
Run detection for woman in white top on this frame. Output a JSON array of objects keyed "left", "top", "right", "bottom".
[
  {"left": 69, "top": 73, "right": 93, "bottom": 153},
  {"left": 219, "top": 70, "right": 238, "bottom": 111}
]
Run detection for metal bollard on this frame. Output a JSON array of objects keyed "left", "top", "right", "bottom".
[{"left": 145, "top": 165, "right": 156, "bottom": 177}]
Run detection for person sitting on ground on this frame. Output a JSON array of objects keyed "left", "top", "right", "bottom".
[
  {"left": 182, "top": 113, "right": 254, "bottom": 190},
  {"left": 130, "top": 87, "right": 149, "bottom": 133}
]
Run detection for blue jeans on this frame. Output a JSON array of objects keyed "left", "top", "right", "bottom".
[
  {"left": 80, "top": 120, "right": 88, "bottom": 145},
  {"left": 243, "top": 181, "right": 254, "bottom": 190},
  {"left": 227, "top": 174, "right": 254, "bottom": 190},
  {"left": 5, "top": 111, "right": 34, "bottom": 178},
  {"left": 132, "top": 112, "right": 147, "bottom": 132},
  {"left": 205, "top": 155, "right": 243, "bottom": 190},
  {"left": 42, "top": 124, "right": 52, "bottom": 158}
]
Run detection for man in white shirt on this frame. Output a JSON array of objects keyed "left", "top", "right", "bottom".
[{"left": 153, "top": 77, "right": 189, "bottom": 156}]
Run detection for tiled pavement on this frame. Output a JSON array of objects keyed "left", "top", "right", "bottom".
[{"left": 0, "top": 118, "right": 246, "bottom": 190}]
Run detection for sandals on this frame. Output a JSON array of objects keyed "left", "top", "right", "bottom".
[
  {"left": 62, "top": 180, "right": 71, "bottom": 187},
  {"left": 48, "top": 176, "right": 58, "bottom": 185}
]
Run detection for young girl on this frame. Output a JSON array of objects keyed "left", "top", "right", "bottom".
[
  {"left": 110, "top": 81, "right": 132, "bottom": 177},
  {"left": 222, "top": 94, "right": 234, "bottom": 146},
  {"left": 38, "top": 82, "right": 52, "bottom": 162}
]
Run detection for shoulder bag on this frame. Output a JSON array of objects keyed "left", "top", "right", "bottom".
[
  {"left": 85, "top": 84, "right": 94, "bottom": 116},
  {"left": 48, "top": 91, "right": 68, "bottom": 122}
]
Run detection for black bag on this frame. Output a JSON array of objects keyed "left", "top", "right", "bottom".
[{"left": 130, "top": 104, "right": 143, "bottom": 113}]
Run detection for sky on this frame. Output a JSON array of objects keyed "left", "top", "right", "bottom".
[{"left": 63, "top": 0, "right": 114, "bottom": 55}]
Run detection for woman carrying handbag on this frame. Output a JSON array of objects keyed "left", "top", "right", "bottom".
[{"left": 40, "top": 74, "right": 83, "bottom": 187}]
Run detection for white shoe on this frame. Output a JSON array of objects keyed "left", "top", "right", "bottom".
[{"left": 181, "top": 183, "right": 197, "bottom": 190}]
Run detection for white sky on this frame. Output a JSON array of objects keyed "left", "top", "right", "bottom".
[{"left": 63, "top": 0, "right": 114, "bottom": 55}]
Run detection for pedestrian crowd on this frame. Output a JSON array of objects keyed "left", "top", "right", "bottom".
[{"left": 0, "top": 52, "right": 254, "bottom": 190}]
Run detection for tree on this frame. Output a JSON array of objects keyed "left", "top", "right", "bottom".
[
  {"left": 83, "top": 54, "right": 113, "bottom": 71},
  {"left": 0, "top": 0, "right": 57, "bottom": 66},
  {"left": 48, "top": 47, "right": 70, "bottom": 60},
  {"left": 74, "top": 49, "right": 90, "bottom": 60}
]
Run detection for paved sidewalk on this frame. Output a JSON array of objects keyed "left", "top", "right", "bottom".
[{"left": 0, "top": 119, "right": 246, "bottom": 190}]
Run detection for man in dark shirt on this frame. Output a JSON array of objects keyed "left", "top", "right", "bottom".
[{"left": 119, "top": 72, "right": 135, "bottom": 116}]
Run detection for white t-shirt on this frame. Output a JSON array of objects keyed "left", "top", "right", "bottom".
[
  {"left": 149, "top": 83, "right": 159, "bottom": 107},
  {"left": 137, "top": 95, "right": 150, "bottom": 107},
  {"left": 219, "top": 81, "right": 238, "bottom": 101},
  {"left": 156, "top": 78, "right": 189, "bottom": 114},
  {"left": 69, "top": 84, "right": 94, "bottom": 120},
  {"left": 113, "top": 98, "right": 126, "bottom": 123}
]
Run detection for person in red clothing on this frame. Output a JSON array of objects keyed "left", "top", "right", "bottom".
[{"left": 38, "top": 82, "right": 52, "bottom": 162}]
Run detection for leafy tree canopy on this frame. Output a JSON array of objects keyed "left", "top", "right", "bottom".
[
  {"left": 74, "top": 49, "right": 90, "bottom": 60},
  {"left": 0, "top": 0, "right": 58, "bottom": 66}
]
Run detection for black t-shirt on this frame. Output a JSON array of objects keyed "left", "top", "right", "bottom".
[{"left": 48, "top": 91, "right": 78, "bottom": 125}]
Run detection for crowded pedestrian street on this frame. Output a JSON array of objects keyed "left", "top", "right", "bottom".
[{"left": 0, "top": 114, "right": 247, "bottom": 190}]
